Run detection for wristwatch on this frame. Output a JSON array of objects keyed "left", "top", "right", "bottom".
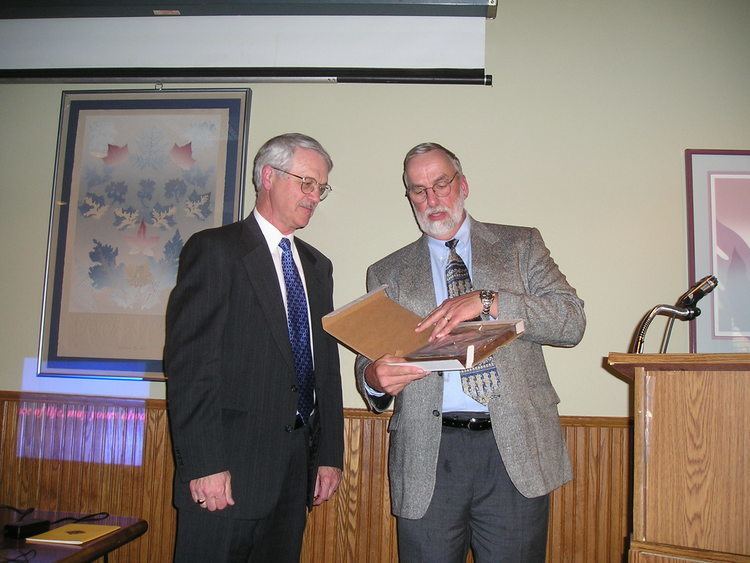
[{"left": 479, "top": 290, "right": 496, "bottom": 317}]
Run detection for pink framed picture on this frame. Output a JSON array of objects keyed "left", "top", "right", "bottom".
[{"left": 685, "top": 149, "right": 750, "bottom": 353}]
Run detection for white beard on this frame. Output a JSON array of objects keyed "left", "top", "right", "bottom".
[{"left": 414, "top": 198, "right": 465, "bottom": 239}]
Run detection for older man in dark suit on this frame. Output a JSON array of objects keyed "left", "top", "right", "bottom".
[
  {"left": 166, "top": 133, "right": 343, "bottom": 562},
  {"left": 356, "top": 142, "right": 585, "bottom": 562}
]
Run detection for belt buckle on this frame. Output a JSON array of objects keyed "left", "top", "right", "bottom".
[{"left": 466, "top": 416, "right": 491, "bottom": 430}]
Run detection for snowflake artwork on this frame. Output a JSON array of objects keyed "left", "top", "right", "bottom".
[
  {"left": 67, "top": 112, "right": 223, "bottom": 315},
  {"left": 38, "top": 90, "right": 247, "bottom": 377}
]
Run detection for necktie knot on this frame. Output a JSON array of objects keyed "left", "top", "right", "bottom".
[
  {"left": 279, "top": 237, "right": 292, "bottom": 253},
  {"left": 445, "top": 240, "right": 470, "bottom": 300}
]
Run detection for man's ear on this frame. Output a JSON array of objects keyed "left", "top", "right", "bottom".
[
  {"left": 260, "top": 164, "right": 274, "bottom": 191},
  {"left": 459, "top": 174, "right": 470, "bottom": 199}
]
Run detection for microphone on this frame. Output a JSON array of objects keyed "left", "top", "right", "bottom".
[{"left": 676, "top": 275, "right": 718, "bottom": 308}]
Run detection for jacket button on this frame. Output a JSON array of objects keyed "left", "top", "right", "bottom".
[
  {"left": 432, "top": 410, "right": 440, "bottom": 417},
  {"left": 291, "top": 384, "right": 298, "bottom": 392},
  {"left": 285, "top": 425, "right": 293, "bottom": 433}
]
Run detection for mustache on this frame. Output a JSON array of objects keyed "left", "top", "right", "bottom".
[
  {"left": 424, "top": 205, "right": 448, "bottom": 215},
  {"left": 299, "top": 200, "right": 318, "bottom": 211}
]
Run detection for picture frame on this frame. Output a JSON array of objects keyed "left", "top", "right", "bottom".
[
  {"left": 685, "top": 149, "right": 750, "bottom": 353},
  {"left": 38, "top": 89, "right": 251, "bottom": 380}
]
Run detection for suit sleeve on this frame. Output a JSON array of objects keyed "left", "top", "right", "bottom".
[
  {"left": 498, "top": 227, "right": 586, "bottom": 347},
  {"left": 165, "top": 233, "right": 230, "bottom": 482},
  {"left": 354, "top": 266, "right": 394, "bottom": 413}
]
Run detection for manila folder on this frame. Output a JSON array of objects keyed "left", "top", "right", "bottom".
[{"left": 322, "top": 285, "right": 428, "bottom": 361}]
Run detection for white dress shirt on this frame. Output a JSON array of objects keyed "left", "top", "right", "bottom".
[{"left": 253, "top": 208, "right": 315, "bottom": 366}]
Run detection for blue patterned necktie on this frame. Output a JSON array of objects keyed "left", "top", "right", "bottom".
[
  {"left": 279, "top": 238, "right": 314, "bottom": 423},
  {"left": 445, "top": 239, "right": 500, "bottom": 405}
]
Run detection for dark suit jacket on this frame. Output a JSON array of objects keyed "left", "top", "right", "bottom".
[{"left": 165, "top": 213, "right": 344, "bottom": 519}]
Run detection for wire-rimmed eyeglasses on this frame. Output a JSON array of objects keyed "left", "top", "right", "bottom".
[
  {"left": 270, "top": 166, "right": 333, "bottom": 201},
  {"left": 406, "top": 171, "right": 459, "bottom": 202}
]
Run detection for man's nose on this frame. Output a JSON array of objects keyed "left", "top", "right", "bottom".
[
  {"left": 307, "top": 186, "right": 322, "bottom": 203},
  {"left": 425, "top": 187, "right": 440, "bottom": 206}
]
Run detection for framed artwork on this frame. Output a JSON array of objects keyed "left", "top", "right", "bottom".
[
  {"left": 685, "top": 149, "right": 750, "bottom": 353},
  {"left": 38, "top": 89, "right": 251, "bottom": 380}
]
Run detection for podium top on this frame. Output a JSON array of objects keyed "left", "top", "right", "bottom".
[{"left": 607, "top": 352, "right": 750, "bottom": 382}]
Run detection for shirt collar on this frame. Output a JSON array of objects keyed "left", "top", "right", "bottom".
[
  {"left": 253, "top": 208, "right": 295, "bottom": 253},
  {"left": 426, "top": 214, "right": 471, "bottom": 257}
]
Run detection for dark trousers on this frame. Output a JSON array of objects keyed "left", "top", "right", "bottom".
[
  {"left": 174, "top": 426, "right": 310, "bottom": 563},
  {"left": 397, "top": 426, "right": 549, "bottom": 563}
]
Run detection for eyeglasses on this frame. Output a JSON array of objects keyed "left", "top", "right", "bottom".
[
  {"left": 270, "top": 166, "right": 332, "bottom": 201},
  {"left": 406, "top": 171, "right": 459, "bottom": 202}
]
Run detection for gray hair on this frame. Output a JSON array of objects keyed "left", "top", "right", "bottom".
[
  {"left": 252, "top": 133, "right": 333, "bottom": 191},
  {"left": 402, "top": 142, "right": 463, "bottom": 186}
]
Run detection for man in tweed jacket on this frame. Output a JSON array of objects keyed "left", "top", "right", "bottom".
[{"left": 355, "top": 142, "right": 585, "bottom": 562}]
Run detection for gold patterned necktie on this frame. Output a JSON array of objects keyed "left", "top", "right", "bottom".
[{"left": 445, "top": 239, "right": 500, "bottom": 405}]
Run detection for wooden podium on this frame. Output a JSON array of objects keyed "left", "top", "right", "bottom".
[{"left": 607, "top": 353, "right": 750, "bottom": 562}]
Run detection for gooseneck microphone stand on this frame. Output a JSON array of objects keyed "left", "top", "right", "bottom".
[
  {"left": 631, "top": 275, "right": 718, "bottom": 354},
  {"left": 631, "top": 305, "right": 699, "bottom": 353}
]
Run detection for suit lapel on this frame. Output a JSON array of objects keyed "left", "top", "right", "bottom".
[
  {"left": 395, "top": 237, "right": 437, "bottom": 317},
  {"left": 296, "top": 240, "right": 328, "bottom": 366},
  {"left": 469, "top": 216, "right": 504, "bottom": 291},
  {"left": 239, "top": 215, "right": 295, "bottom": 371}
]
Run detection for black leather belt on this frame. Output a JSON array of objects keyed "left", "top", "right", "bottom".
[{"left": 442, "top": 414, "right": 492, "bottom": 431}]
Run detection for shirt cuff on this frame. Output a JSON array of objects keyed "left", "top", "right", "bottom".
[{"left": 363, "top": 379, "right": 385, "bottom": 397}]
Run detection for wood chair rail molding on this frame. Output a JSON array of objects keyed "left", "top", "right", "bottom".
[
  {"left": 0, "top": 391, "right": 631, "bottom": 562},
  {"left": 607, "top": 352, "right": 750, "bottom": 381}
]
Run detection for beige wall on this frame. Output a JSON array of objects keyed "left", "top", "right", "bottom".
[{"left": 1, "top": 0, "right": 749, "bottom": 416}]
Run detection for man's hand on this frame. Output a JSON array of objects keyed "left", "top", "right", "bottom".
[
  {"left": 190, "top": 470, "right": 235, "bottom": 512},
  {"left": 313, "top": 466, "right": 342, "bottom": 506},
  {"left": 416, "top": 291, "right": 486, "bottom": 341},
  {"left": 365, "top": 355, "right": 429, "bottom": 396}
]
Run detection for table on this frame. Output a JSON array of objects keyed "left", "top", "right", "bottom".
[{"left": 1, "top": 510, "right": 147, "bottom": 563}]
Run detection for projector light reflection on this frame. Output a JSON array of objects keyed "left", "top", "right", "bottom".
[{"left": 17, "top": 400, "right": 145, "bottom": 466}]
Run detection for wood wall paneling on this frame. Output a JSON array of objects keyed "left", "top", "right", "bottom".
[
  {"left": 0, "top": 393, "right": 176, "bottom": 562},
  {"left": 0, "top": 392, "right": 630, "bottom": 562}
]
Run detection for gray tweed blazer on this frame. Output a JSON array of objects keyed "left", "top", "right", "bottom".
[{"left": 355, "top": 216, "right": 585, "bottom": 519}]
